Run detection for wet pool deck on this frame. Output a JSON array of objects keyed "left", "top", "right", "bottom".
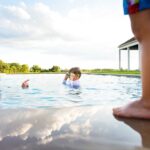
[{"left": 0, "top": 106, "right": 150, "bottom": 150}]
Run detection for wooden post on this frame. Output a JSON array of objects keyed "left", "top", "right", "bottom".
[
  {"left": 127, "top": 47, "right": 130, "bottom": 70},
  {"left": 119, "top": 49, "right": 121, "bottom": 70}
]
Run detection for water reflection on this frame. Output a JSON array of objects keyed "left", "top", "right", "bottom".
[
  {"left": 0, "top": 90, "right": 1, "bottom": 100},
  {"left": 115, "top": 117, "right": 150, "bottom": 148},
  {"left": 67, "top": 88, "right": 82, "bottom": 96},
  {"left": 0, "top": 107, "right": 97, "bottom": 144},
  {"left": 0, "top": 107, "right": 145, "bottom": 150}
]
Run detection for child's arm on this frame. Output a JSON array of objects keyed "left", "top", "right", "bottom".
[
  {"left": 63, "top": 73, "right": 69, "bottom": 85},
  {"left": 24, "top": 79, "right": 29, "bottom": 83}
]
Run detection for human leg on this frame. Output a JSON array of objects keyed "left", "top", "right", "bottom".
[{"left": 113, "top": 9, "right": 150, "bottom": 119}]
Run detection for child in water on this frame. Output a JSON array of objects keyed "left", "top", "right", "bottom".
[
  {"left": 63, "top": 67, "right": 81, "bottom": 88},
  {"left": 21, "top": 79, "right": 29, "bottom": 89}
]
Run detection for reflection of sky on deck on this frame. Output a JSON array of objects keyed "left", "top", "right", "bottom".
[{"left": 0, "top": 106, "right": 148, "bottom": 150}]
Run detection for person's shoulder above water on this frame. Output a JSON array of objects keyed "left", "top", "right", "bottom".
[{"left": 69, "top": 79, "right": 80, "bottom": 88}]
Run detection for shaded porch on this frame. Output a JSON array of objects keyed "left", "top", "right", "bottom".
[{"left": 118, "top": 37, "right": 140, "bottom": 70}]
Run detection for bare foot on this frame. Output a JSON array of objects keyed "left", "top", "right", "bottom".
[{"left": 113, "top": 100, "right": 150, "bottom": 119}]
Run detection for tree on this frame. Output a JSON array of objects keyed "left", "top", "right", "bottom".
[
  {"left": 21, "top": 64, "right": 29, "bottom": 73},
  {"left": 10, "top": 66, "right": 17, "bottom": 73},
  {"left": 0, "top": 60, "right": 5, "bottom": 73},
  {"left": 3, "top": 63, "right": 10, "bottom": 73},
  {"left": 30, "top": 65, "right": 41, "bottom": 72},
  {"left": 9, "top": 63, "right": 21, "bottom": 73},
  {"left": 50, "top": 66, "right": 61, "bottom": 72}
]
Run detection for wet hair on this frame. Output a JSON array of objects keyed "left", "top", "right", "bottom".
[{"left": 69, "top": 67, "right": 81, "bottom": 78}]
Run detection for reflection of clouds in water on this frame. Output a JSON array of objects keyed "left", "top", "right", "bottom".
[
  {"left": 0, "top": 80, "right": 1, "bottom": 100},
  {"left": 0, "top": 90, "right": 1, "bottom": 100},
  {"left": 7, "top": 124, "right": 32, "bottom": 140},
  {"left": 69, "top": 119, "right": 91, "bottom": 136},
  {"left": 0, "top": 107, "right": 99, "bottom": 144}
]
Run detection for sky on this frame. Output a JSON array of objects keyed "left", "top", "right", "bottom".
[{"left": 0, "top": 0, "right": 139, "bottom": 69}]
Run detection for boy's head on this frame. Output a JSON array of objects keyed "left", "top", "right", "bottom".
[{"left": 68, "top": 67, "right": 81, "bottom": 81}]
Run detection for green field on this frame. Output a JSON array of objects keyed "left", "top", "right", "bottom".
[{"left": 81, "top": 69, "right": 140, "bottom": 76}]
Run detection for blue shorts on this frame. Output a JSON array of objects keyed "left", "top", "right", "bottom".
[{"left": 123, "top": 0, "right": 150, "bottom": 14}]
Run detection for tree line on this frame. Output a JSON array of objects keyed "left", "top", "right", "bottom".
[
  {"left": 0, "top": 60, "right": 62, "bottom": 73},
  {"left": 0, "top": 59, "right": 139, "bottom": 74}
]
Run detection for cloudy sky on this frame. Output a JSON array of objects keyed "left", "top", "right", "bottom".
[{"left": 0, "top": 0, "right": 139, "bottom": 69}]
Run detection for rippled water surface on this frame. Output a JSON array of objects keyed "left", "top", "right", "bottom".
[{"left": 0, "top": 74, "right": 142, "bottom": 109}]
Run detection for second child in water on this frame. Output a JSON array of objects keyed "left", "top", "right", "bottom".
[
  {"left": 22, "top": 79, "right": 29, "bottom": 89},
  {"left": 63, "top": 67, "right": 81, "bottom": 89}
]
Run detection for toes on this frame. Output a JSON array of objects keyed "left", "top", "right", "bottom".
[{"left": 113, "top": 107, "right": 122, "bottom": 116}]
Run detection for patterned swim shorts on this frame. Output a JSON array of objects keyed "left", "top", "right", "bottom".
[{"left": 123, "top": 0, "right": 150, "bottom": 14}]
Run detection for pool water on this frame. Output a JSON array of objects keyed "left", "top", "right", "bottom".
[{"left": 0, "top": 74, "right": 142, "bottom": 109}]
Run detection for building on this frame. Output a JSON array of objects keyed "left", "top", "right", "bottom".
[{"left": 118, "top": 37, "right": 140, "bottom": 70}]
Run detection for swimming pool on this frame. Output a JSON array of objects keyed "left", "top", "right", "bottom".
[{"left": 0, "top": 74, "right": 142, "bottom": 109}]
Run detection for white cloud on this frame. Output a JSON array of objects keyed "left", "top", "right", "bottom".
[
  {"left": 0, "top": 1, "right": 135, "bottom": 69},
  {"left": 0, "top": 4, "right": 30, "bottom": 20}
]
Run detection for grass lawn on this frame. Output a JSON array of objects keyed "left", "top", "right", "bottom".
[{"left": 81, "top": 69, "right": 140, "bottom": 75}]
